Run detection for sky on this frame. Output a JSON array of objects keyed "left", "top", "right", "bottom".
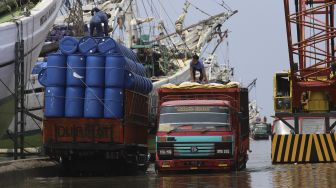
[{"left": 143, "top": 0, "right": 290, "bottom": 119}]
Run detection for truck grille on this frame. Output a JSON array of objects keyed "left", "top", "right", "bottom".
[{"left": 173, "top": 143, "right": 215, "bottom": 158}]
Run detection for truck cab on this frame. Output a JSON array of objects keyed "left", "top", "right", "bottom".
[
  {"left": 155, "top": 86, "right": 249, "bottom": 172},
  {"left": 251, "top": 123, "right": 269, "bottom": 140}
]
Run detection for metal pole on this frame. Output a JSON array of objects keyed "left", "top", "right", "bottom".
[
  {"left": 14, "top": 42, "right": 19, "bottom": 160},
  {"left": 19, "top": 39, "right": 25, "bottom": 159},
  {"left": 294, "top": 116, "right": 299, "bottom": 133},
  {"left": 325, "top": 116, "right": 330, "bottom": 133}
]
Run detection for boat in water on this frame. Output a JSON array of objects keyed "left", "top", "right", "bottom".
[
  {"left": 1, "top": 0, "right": 237, "bottom": 137},
  {"left": 0, "top": 0, "right": 63, "bottom": 137}
]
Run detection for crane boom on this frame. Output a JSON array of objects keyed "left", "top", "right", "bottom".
[{"left": 279, "top": 0, "right": 336, "bottom": 112}]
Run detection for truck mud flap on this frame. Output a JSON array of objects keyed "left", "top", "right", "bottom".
[{"left": 272, "top": 134, "right": 336, "bottom": 163}]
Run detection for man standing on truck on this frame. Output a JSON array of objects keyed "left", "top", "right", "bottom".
[
  {"left": 90, "top": 7, "right": 111, "bottom": 37},
  {"left": 190, "top": 54, "right": 208, "bottom": 83}
]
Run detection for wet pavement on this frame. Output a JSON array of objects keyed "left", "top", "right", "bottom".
[{"left": 3, "top": 138, "right": 336, "bottom": 188}]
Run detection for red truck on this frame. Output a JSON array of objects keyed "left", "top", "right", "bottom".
[
  {"left": 155, "top": 86, "right": 249, "bottom": 172},
  {"left": 43, "top": 90, "right": 149, "bottom": 173}
]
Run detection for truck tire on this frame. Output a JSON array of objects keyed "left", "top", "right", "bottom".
[{"left": 240, "top": 162, "right": 247, "bottom": 170}]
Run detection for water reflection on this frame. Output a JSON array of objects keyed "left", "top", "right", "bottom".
[
  {"left": 22, "top": 172, "right": 252, "bottom": 188},
  {"left": 156, "top": 172, "right": 251, "bottom": 188},
  {"left": 272, "top": 163, "right": 336, "bottom": 188},
  {"left": 3, "top": 139, "right": 336, "bottom": 188}
]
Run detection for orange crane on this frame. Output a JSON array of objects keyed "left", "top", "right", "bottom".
[{"left": 272, "top": 0, "right": 336, "bottom": 164}]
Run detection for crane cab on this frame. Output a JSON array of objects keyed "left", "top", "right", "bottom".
[{"left": 274, "top": 72, "right": 292, "bottom": 113}]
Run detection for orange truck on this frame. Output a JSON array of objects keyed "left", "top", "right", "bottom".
[
  {"left": 43, "top": 90, "right": 150, "bottom": 172},
  {"left": 155, "top": 85, "right": 250, "bottom": 172}
]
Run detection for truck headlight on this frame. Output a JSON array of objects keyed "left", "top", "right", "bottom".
[{"left": 159, "top": 149, "right": 173, "bottom": 155}]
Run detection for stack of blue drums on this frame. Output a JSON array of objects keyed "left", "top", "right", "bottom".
[
  {"left": 65, "top": 55, "right": 86, "bottom": 118},
  {"left": 44, "top": 54, "right": 66, "bottom": 117},
  {"left": 39, "top": 36, "right": 153, "bottom": 119}
]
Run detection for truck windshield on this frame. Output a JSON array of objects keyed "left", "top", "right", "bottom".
[
  {"left": 253, "top": 126, "right": 267, "bottom": 133},
  {"left": 158, "top": 105, "right": 230, "bottom": 132}
]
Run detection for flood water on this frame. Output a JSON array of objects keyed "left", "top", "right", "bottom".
[{"left": 5, "top": 138, "right": 336, "bottom": 188}]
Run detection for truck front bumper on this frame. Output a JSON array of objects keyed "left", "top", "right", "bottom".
[
  {"left": 252, "top": 134, "right": 269, "bottom": 140},
  {"left": 156, "top": 159, "right": 235, "bottom": 172}
]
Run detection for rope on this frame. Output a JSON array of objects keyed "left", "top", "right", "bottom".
[
  {"left": 186, "top": 0, "right": 211, "bottom": 17},
  {"left": 0, "top": 79, "right": 15, "bottom": 95},
  {"left": 216, "top": 0, "right": 233, "bottom": 12},
  {"left": 157, "top": 0, "right": 175, "bottom": 33},
  {"left": 141, "top": 0, "right": 153, "bottom": 38}
]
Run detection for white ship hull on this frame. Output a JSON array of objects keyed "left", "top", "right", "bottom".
[{"left": 0, "top": 0, "right": 63, "bottom": 137}]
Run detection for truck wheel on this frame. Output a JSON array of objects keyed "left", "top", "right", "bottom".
[
  {"left": 155, "top": 163, "right": 159, "bottom": 174},
  {"left": 138, "top": 163, "right": 149, "bottom": 173},
  {"left": 240, "top": 162, "right": 247, "bottom": 170}
]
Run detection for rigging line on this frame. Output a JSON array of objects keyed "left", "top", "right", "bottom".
[
  {"left": 135, "top": 0, "right": 140, "bottom": 17},
  {"left": 221, "top": 0, "right": 232, "bottom": 11},
  {"left": 150, "top": 0, "right": 155, "bottom": 37},
  {"left": 157, "top": 0, "right": 190, "bottom": 53},
  {"left": 186, "top": 0, "right": 211, "bottom": 17},
  {"left": 0, "top": 79, "right": 14, "bottom": 95},
  {"left": 154, "top": 1, "right": 181, "bottom": 55},
  {"left": 218, "top": 0, "right": 232, "bottom": 12},
  {"left": 157, "top": 24, "right": 183, "bottom": 67},
  {"left": 26, "top": 112, "right": 42, "bottom": 130},
  {"left": 147, "top": 0, "right": 163, "bottom": 37},
  {"left": 215, "top": 0, "right": 231, "bottom": 12},
  {"left": 200, "top": 42, "right": 211, "bottom": 57},
  {"left": 139, "top": 0, "right": 151, "bottom": 36},
  {"left": 141, "top": 0, "right": 149, "bottom": 18},
  {"left": 143, "top": 0, "right": 154, "bottom": 37},
  {"left": 157, "top": 0, "right": 175, "bottom": 32},
  {"left": 28, "top": 80, "right": 43, "bottom": 109},
  {"left": 148, "top": 0, "right": 160, "bottom": 20},
  {"left": 161, "top": 24, "right": 180, "bottom": 56},
  {"left": 165, "top": 0, "right": 179, "bottom": 16}
]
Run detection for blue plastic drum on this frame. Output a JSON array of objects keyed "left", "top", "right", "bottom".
[
  {"left": 66, "top": 55, "right": 86, "bottom": 86},
  {"left": 78, "top": 36, "right": 97, "bottom": 54},
  {"left": 84, "top": 87, "right": 104, "bottom": 118},
  {"left": 124, "top": 58, "right": 136, "bottom": 73},
  {"left": 144, "top": 77, "right": 153, "bottom": 93},
  {"left": 47, "top": 53, "right": 67, "bottom": 86},
  {"left": 97, "top": 37, "right": 117, "bottom": 54},
  {"left": 124, "top": 71, "right": 152, "bottom": 94},
  {"left": 45, "top": 87, "right": 65, "bottom": 117},
  {"left": 105, "top": 55, "right": 125, "bottom": 88},
  {"left": 38, "top": 68, "right": 47, "bottom": 87},
  {"left": 65, "top": 87, "right": 84, "bottom": 117},
  {"left": 85, "top": 55, "right": 105, "bottom": 87},
  {"left": 104, "top": 88, "right": 124, "bottom": 118},
  {"left": 59, "top": 36, "right": 78, "bottom": 55},
  {"left": 97, "top": 37, "right": 137, "bottom": 61},
  {"left": 135, "top": 62, "right": 146, "bottom": 76},
  {"left": 124, "top": 70, "right": 136, "bottom": 90}
]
